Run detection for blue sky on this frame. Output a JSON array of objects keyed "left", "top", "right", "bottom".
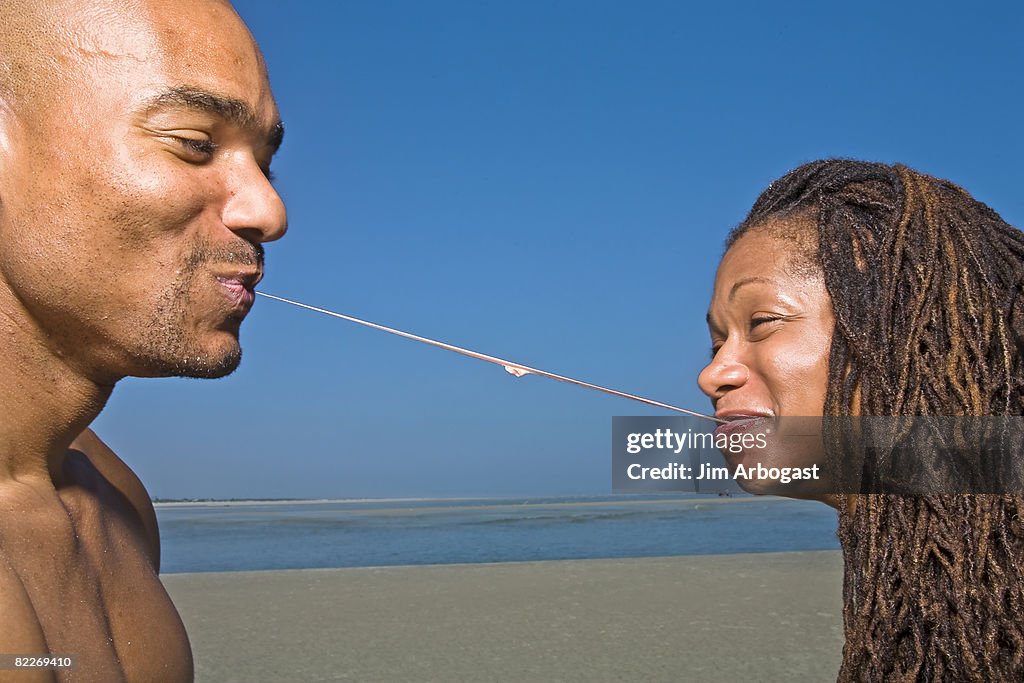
[{"left": 92, "top": 0, "right": 1023, "bottom": 499}]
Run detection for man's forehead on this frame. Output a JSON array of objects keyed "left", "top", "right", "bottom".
[
  {"left": 142, "top": 0, "right": 276, "bottom": 115},
  {"left": 59, "top": 0, "right": 262, "bottom": 73},
  {"left": 5, "top": 0, "right": 161, "bottom": 63},
  {"left": 79, "top": 0, "right": 275, "bottom": 115},
  {"left": 0, "top": 0, "right": 150, "bottom": 107},
  {"left": 1, "top": 0, "right": 267, "bottom": 96}
]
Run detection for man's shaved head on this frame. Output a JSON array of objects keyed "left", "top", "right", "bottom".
[
  {"left": 0, "top": 1, "right": 137, "bottom": 109},
  {"left": 0, "top": 0, "right": 251, "bottom": 111}
]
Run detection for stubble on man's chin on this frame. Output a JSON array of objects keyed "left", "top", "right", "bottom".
[
  {"left": 134, "top": 274, "right": 241, "bottom": 382},
  {"left": 132, "top": 243, "right": 258, "bottom": 380},
  {"left": 135, "top": 283, "right": 243, "bottom": 379}
]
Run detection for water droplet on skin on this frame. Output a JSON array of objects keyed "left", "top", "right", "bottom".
[{"left": 504, "top": 366, "right": 530, "bottom": 378}]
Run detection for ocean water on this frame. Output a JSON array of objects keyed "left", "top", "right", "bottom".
[{"left": 156, "top": 494, "right": 840, "bottom": 574}]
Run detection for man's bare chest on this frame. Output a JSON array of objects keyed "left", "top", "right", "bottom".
[{"left": 0, "top": 494, "right": 192, "bottom": 682}]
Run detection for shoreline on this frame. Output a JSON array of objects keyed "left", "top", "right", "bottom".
[{"left": 153, "top": 494, "right": 777, "bottom": 509}]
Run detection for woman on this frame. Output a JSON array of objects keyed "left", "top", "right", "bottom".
[{"left": 698, "top": 160, "right": 1024, "bottom": 681}]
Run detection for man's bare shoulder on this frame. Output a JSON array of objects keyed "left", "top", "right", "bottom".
[
  {"left": 69, "top": 429, "right": 161, "bottom": 571},
  {"left": 0, "top": 558, "right": 54, "bottom": 682}
]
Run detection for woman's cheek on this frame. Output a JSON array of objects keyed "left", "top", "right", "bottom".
[{"left": 763, "top": 328, "right": 831, "bottom": 415}]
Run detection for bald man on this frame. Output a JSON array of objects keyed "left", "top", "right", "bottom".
[{"left": 0, "top": 0, "right": 287, "bottom": 680}]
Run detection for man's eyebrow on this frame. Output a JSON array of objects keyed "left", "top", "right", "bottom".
[{"left": 143, "top": 86, "right": 285, "bottom": 154}]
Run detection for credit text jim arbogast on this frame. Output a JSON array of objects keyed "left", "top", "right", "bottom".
[{"left": 624, "top": 428, "right": 820, "bottom": 484}]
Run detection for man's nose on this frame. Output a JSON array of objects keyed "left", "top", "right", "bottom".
[
  {"left": 698, "top": 342, "right": 749, "bottom": 402},
  {"left": 221, "top": 158, "right": 288, "bottom": 244}
]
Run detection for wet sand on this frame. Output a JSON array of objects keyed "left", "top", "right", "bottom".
[{"left": 162, "top": 550, "right": 844, "bottom": 683}]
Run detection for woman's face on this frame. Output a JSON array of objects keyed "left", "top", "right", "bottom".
[
  {"left": 699, "top": 224, "right": 837, "bottom": 500},
  {"left": 699, "top": 224, "right": 834, "bottom": 421}
]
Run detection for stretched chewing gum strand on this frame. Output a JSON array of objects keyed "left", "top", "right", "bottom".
[{"left": 256, "top": 291, "right": 725, "bottom": 424}]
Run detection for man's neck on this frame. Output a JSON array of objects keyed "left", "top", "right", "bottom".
[{"left": 0, "top": 298, "right": 113, "bottom": 487}]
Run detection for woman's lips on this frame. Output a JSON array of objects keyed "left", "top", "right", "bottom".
[{"left": 713, "top": 413, "right": 772, "bottom": 437}]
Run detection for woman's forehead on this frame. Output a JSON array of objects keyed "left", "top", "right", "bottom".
[
  {"left": 706, "top": 227, "right": 830, "bottom": 329},
  {"left": 720, "top": 226, "right": 818, "bottom": 280},
  {"left": 731, "top": 215, "right": 822, "bottom": 273}
]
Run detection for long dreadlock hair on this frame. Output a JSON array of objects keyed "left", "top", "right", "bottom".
[{"left": 727, "top": 160, "right": 1024, "bottom": 681}]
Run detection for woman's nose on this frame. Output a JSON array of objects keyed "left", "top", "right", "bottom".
[{"left": 698, "top": 343, "right": 749, "bottom": 402}]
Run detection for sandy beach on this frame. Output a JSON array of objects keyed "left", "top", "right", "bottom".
[{"left": 162, "top": 550, "right": 843, "bottom": 682}]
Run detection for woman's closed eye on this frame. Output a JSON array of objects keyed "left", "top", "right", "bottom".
[
  {"left": 708, "top": 315, "right": 789, "bottom": 358},
  {"left": 750, "top": 315, "right": 782, "bottom": 330}
]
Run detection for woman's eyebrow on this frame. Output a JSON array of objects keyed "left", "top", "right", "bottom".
[
  {"left": 706, "top": 276, "right": 779, "bottom": 332},
  {"left": 729, "top": 276, "right": 773, "bottom": 302}
]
